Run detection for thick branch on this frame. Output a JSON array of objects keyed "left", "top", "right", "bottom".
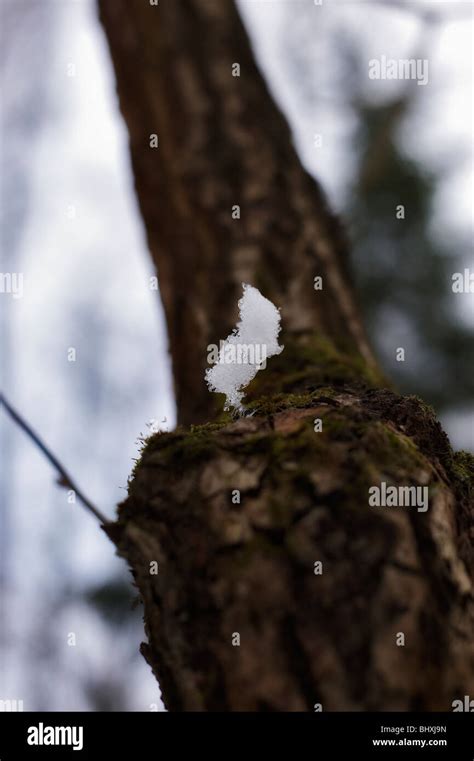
[{"left": 98, "top": 0, "right": 377, "bottom": 425}]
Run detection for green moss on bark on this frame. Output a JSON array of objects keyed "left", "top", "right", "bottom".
[{"left": 245, "top": 334, "right": 388, "bottom": 400}]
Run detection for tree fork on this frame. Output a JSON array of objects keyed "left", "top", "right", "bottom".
[{"left": 98, "top": 0, "right": 474, "bottom": 710}]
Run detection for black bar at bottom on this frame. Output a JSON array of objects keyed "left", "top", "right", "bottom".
[{"left": 0, "top": 711, "right": 473, "bottom": 759}]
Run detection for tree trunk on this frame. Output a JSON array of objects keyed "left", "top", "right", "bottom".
[
  {"left": 98, "top": 0, "right": 377, "bottom": 427},
  {"left": 98, "top": 0, "right": 474, "bottom": 711}
]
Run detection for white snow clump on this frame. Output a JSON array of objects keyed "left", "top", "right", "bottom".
[{"left": 205, "top": 283, "right": 283, "bottom": 413}]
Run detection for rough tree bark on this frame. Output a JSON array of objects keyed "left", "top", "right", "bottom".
[
  {"left": 98, "top": 0, "right": 474, "bottom": 711},
  {"left": 98, "top": 0, "right": 377, "bottom": 427}
]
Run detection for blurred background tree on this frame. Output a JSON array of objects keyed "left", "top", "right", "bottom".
[
  {"left": 251, "top": 0, "right": 473, "bottom": 437},
  {"left": 349, "top": 64, "right": 473, "bottom": 411}
]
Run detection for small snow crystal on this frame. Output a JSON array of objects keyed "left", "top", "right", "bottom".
[{"left": 205, "top": 283, "right": 283, "bottom": 413}]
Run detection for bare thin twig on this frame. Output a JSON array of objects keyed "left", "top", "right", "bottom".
[{"left": 1, "top": 392, "right": 109, "bottom": 525}]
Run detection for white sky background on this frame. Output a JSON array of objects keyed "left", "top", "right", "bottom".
[
  {"left": 0, "top": 0, "right": 472, "bottom": 710},
  {"left": 1, "top": 0, "right": 173, "bottom": 710}
]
